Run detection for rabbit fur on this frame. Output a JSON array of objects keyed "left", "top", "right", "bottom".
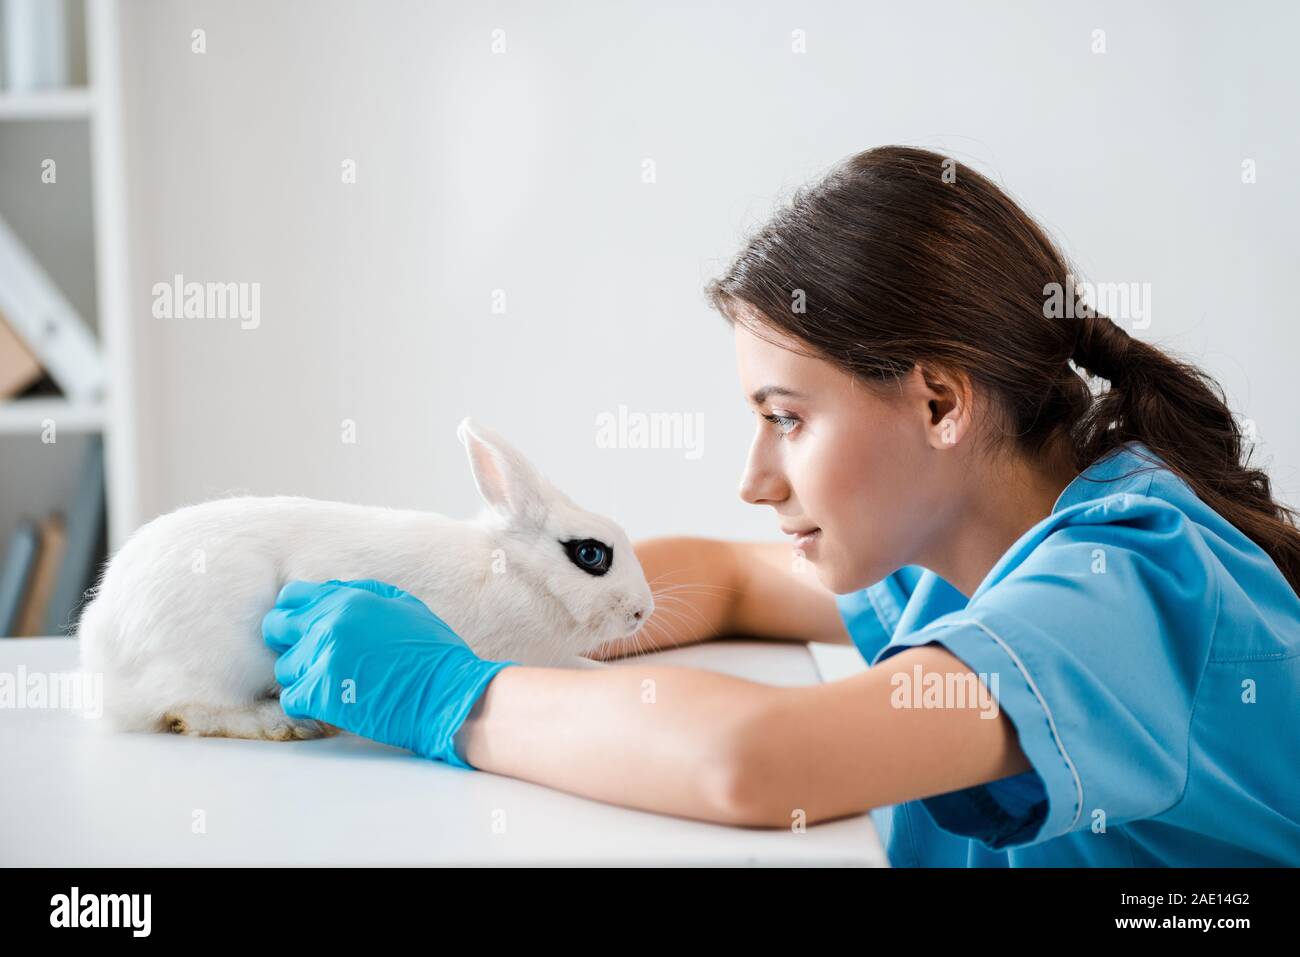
[{"left": 75, "top": 417, "right": 654, "bottom": 741}]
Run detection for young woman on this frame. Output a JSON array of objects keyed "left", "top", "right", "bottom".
[{"left": 263, "top": 146, "right": 1300, "bottom": 867}]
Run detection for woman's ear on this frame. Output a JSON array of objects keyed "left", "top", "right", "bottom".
[{"left": 910, "top": 363, "right": 974, "bottom": 451}]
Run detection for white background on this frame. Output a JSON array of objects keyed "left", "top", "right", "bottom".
[{"left": 113, "top": 0, "right": 1300, "bottom": 542}]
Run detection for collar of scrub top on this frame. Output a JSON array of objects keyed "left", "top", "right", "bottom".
[{"left": 1050, "top": 440, "right": 1163, "bottom": 516}]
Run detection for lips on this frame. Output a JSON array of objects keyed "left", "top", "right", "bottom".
[{"left": 781, "top": 526, "right": 821, "bottom": 548}]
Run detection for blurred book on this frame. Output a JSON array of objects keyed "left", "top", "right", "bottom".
[
  {"left": 0, "top": 518, "right": 40, "bottom": 636},
  {"left": 1, "top": 0, "right": 72, "bottom": 91},
  {"left": 0, "top": 210, "right": 105, "bottom": 401},
  {"left": 0, "top": 309, "right": 43, "bottom": 397},
  {"left": 42, "top": 434, "right": 105, "bottom": 636},
  {"left": 13, "top": 511, "right": 66, "bottom": 636}
]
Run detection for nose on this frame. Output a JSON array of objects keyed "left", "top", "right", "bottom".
[
  {"left": 738, "top": 429, "right": 788, "bottom": 506},
  {"left": 627, "top": 594, "right": 654, "bottom": 625}
]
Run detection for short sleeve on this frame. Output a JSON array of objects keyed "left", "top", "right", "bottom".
[{"left": 874, "top": 494, "right": 1216, "bottom": 849}]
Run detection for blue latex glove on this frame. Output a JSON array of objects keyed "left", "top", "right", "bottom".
[{"left": 262, "top": 578, "right": 516, "bottom": 769}]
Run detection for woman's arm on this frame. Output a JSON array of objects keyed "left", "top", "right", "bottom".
[
  {"left": 587, "top": 537, "right": 738, "bottom": 658},
  {"left": 724, "top": 643, "right": 1033, "bottom": 826},
  {"left": 453, "top": 642, "right": 1031, "bottom": 827},
  {"left": 589, "top": 537, "right": 852, "bottom": 660},
  {"left": 453, "top": 662, "right": 769, "bottom": 823},
  {"left": 730, "top": 541, "right": 856, "bottom": 645}
]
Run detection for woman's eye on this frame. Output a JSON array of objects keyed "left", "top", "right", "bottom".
[{"left": 763, "top": 413, "right": 799, "bottom": 436}]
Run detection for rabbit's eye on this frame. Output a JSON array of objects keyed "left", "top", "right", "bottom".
[{"left": 560, "top": 538, "right": 613, "bottom": 577}]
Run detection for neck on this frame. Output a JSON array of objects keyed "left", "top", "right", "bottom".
[{"left": 921, "top": 442, "right": 1079, "bottom": 598}]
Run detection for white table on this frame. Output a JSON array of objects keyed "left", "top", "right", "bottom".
[{"left": 0, "top": 636, "right": 885, "bottom": 866}]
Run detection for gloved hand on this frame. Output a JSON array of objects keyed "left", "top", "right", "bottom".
[{"left": 262, "top": 578, "right": 516, "bottom": 768}]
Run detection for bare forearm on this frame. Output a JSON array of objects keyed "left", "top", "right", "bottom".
[
  {"left": 590, "top": 536, "right": 851, "bottom": 662},
  {"left": 729, "top": 542, "right": 854, "bottom": 644},
  {"left": 726, "top": 646, "right": 1035, "bottom": 828},
  {"left": 590, "top": 537, "right": 741, "bottom": 660},
  {"left": 452, "top": 663, "right": 779, "bottom": 824},
  {"left": 452, "top": 646, "right": 1031, "bottom": 833}
]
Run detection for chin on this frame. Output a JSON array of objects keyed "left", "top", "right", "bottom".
[
  {"left": 812, "top": 561, "right": 853, "bottom": 595},
  {"left": 819, "top": 555, "right": 893, "bottom": 595}
]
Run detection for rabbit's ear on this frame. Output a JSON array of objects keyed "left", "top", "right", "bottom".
[{"left": 457, "top": 417, "right": 552, "bottom": 526}]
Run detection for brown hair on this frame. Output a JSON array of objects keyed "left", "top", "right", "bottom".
[{"left": 705, "top": 145, "right": 1300, "bottom": 593}]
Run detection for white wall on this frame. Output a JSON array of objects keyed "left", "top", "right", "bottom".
[{"left": 115, "top": 0, "right": 1300, "bottom": 544}]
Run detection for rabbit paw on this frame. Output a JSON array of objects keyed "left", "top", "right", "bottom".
[{"left": 161, "top": 700, "right": 339, "bottom": 741}]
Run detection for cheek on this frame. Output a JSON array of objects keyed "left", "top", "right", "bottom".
[
  {"left": 809, "top": 433, "right": 907, "bottom": 528},
  {"left": 823, "top": 504, "right": 909, "bottom": 583},
  {"left": 813, "top": 432, "right": 932, "bottom": 584}
]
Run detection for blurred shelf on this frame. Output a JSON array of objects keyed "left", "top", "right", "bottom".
[
  {"left": 0, "top": 88, "right": 94, "bottom": 121},
  {"left": 0, "top": 398, "right": 105, "bottom": 434},
  {"left": 0, "top": 1, "right": 138, "bottom": 552}
]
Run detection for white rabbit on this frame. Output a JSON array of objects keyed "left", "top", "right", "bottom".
[{"left": 76, "top": 417, "right": 654, "bottom": 741}]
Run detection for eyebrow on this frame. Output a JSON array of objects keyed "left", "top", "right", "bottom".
[{"left": 749, "top": 385, "right": 809, "bottom": 406}]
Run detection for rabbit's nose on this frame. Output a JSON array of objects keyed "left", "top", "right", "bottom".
[{"left": 623, "top": 597, "right": 652, "bottom": 626}]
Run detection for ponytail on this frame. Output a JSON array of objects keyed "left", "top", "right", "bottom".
[{"left": 1069, "top": 312, "right": 1300, "bottom": 592}]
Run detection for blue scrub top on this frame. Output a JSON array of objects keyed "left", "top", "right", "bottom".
[{"left": 835, "top": 440, "right": 1300, "bottom": 866}]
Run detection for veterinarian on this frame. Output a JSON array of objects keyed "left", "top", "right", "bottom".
[{"left": 262, "top": 146, "right": 1300, "bottom": 867}]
